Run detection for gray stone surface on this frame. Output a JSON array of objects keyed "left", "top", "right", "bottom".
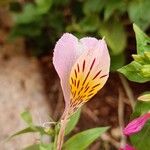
[{"left": 0, "top": 55, "right": 51, "bottom": 150}]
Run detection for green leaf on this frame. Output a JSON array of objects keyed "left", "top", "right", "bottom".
[
  {"left": 65, "top": 109, "right": 81, "bottom": 135},
  {"left": 21, "top": 111, "right": 33, "bottom": 126},
  {"left": 35, "top": 0, "right": 52, "bottom": 14},
  {"left": 130, "top": 122, "right": 150, "bottom": 150},
  {"left": 104, "top": 0, "right": 126, "bottom": 21},
  {"left": 8, "top": 126, "right": 47, "bottom": 140},
  {"left": 83, "top": 0, "right": 106, "bottom": 15},
  {"left": 128, "top": 0, "right": 150, "bottom": 30},
  {"left": 131, "top": 101, "right": 150, "bottom": 118},
  {"left": 63, "top": 127, "right": 109, "bottom": 150},
  {"left": 118, "top": 61, "right": 150, "bottom": 83},
  {"left": 39, "top": 143, "right": 52, "bottom": 150},
  {"left": 133, "top": 24, "right": 150, "bottom": 55},
  {"left": 99, "top": 20, "right": 127, "bottom": 55},
  {"left": 9, "top": 127, "right": 36, "bottom": 140},
  {"left": 24, "top": 143, "right": 52, "bottom": 150},
  {"left": 24, "top": 144, "right": 40, "bottom": 150},
  {"left": 13, "top": 4, "right": 41, "bottom": 24},
  {"left": 79, "top": 15, "right": 100, "bottom": 33}
]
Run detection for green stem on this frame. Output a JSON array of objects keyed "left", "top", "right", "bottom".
[
  {"left": 56, "top": 109, "right": 69, "bottom": 150},
  {"left": 119, "top": 73, "right": 135, "bottom": 109}
]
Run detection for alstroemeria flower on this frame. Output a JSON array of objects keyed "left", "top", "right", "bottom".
[
  {"left": 120, "top": 144, "right": 136, "bottom": 150},
  {"left": 53, "top": 33, "right": 110, "bottom": 115},
  {"left": 123, "top": 113, "right": 150, "bottom": 136}
]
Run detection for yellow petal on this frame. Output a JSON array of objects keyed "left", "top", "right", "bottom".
[{"left": 69, "top": 53, "right": 108, "bottom": 107}]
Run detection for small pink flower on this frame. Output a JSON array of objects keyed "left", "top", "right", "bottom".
[
  {"left": 53, "top": 33, "right": 110, "bottom": 114},
  {"left": 120, "top": 144, "right": 136, "bottom": 150},
  {"left": 123, "top": 113, "right": 150, "bottom": 136}
]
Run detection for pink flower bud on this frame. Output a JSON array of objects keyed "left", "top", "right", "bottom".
[
  {"left": 120, "top": 144, "right": 136, "bottom": 150},
  {"left": 123, "top": 113, "right": 150, "bottom": 136}
]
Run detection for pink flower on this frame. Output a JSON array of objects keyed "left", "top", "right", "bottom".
[
  {"left": 120, "top": 144, "right": 136, "bottom": 150},
  {"left": 53, "top": 33, "right": 110, "bottom": 114},
  {"left": 123, "top": 113, "right": 150, "bottom": 136}
]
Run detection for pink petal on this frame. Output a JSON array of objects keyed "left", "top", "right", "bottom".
[
  {"left": 69, "top": 38, "right": 110, "bottom": 107},
  {"left": 123, "top": 113, "right": 150, "bottom": 136},
  {"left": 53, "top": 33, "right": 85, "bottom": 105},
  {"left": 80, "top": 37, "right": 99, "bottom": 50},
  {"left": 80, "top": 37, "right": 110, "bottom": 78},
  {"left": 120, "top": 144, "right": 136, "bottom": 150}
]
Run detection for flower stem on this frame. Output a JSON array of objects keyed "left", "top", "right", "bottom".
[{"left": 56, "top": 109, "right": 69, "bottom": 150}]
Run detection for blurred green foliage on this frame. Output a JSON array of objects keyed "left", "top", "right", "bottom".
[
  {"left": 118, "top": 24, "right": 150, "bottom": 82},
  {"left": 118, "top": 24, "right": 150, "bottom": 150},
  {"left": 9, "top": 0, "right": 150, "bottom": 70},
  {"left": 9, "top": 109, "right": 109, "bottom": 150}
]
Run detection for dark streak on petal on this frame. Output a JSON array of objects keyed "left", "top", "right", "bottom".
[
  {"left": 92, "top": 70, "right": 102, "bottom": 80},
  {"left": 71, "top": 77, "right": 74, "bottom": 84},
  {"left": 100, "top": 74, "right": 108, "bottom": 79},
  {"left": 92, "top": 83, "right": 100, "bottom": 89},
  {"left": 85, "top": 82, "right": 89, "bottom": 89},
  {"left": 77, "top": 80, "right": 80, "bottom": 88},
  {"left": 75, "top": 69, "right": 77, "bottom": 78},
  {"left": 77, "top": 63, "right": 80, "bottom": 73},
  {"left": 88, "top": 93, "right": 94, "bottom": 97},
  {"left": 82, "top": 60, "right": 86, "bottom": 72},
  {"left": 73, "top": 91, "right": 76, "bottom": 97},
  {"left": 81, "top": 95, "right": 86, "bottom": 98},
  {"left": 74, "top": 80, "right": 76, "bottom": 86},
  {"left": 84, "top": 86, "right": 89, "bottom": 93},
  {"left": 83, "top": 58, "right": 96, "bottom": 85},
  {"left": 89, "top": 89, "right": 94, "bottom": 93},
  {"left": 90, "top": 58, "right": 96, "bottom": 71}
]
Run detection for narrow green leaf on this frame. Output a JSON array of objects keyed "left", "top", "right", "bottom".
[
  {"left": 24, "top": 144, "right": 40, "bottom": 150},
  {"left": 8, "top": 126, "right": 48, "bottom": 140},
  {"left": 65, "top": 109, "right": 81, "bottom": 135},
  {"left": 63, "top": 127, "right": 109, "bottom": 150},
  {"left": 24, "top": 143, "right": 52, "bottom": 150},
  {"left": 39, "top": 143, "right": 52, "bottom": 150},
  {"left": 8, "top": 127, "right": 36, "bottom": 140},
  {"left": 133, "top": 24, "right": 150, "bottom": 55},
  {"left": 23, "top": 144, "right": 40, "bottom": 150},
  {"left": 21, "top": 110, "right": 33, "bottom": 126}
]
